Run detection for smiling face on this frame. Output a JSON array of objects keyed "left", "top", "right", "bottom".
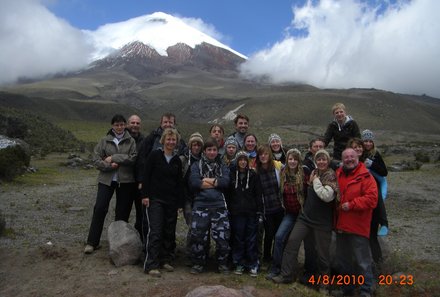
[
  {"left": 333, "top": 108, "right": 347, "bottom": 123},
  {"left": 363, "top": 139, "right": 374, "bottom": 152},
  {"left": 204, "top": 146, "right": 218, "bottom": 160},
  {"left": 287, "top": 154, "right": 298, "bottom": 170},
  {"left": 270, "top": 138, "right": 282, "bottom": 152},
  {"left": 160, "top": 116, "right": 175, "bottom": 129},
  {"left": 237, "top": 157, "right": 248, "bottom": 171},
  {"left": 351, "top": 143, "right": 364, "bottom": 158},
  {"left": 235, "top": 118, "right": 249, "bottom": 134},
  {"left": 163, "top": 134, "right": 177, "bottom": 153},
  {"left": 190, "top": 141, "right": 202, "bottom": 156},
  {"left": 112, "top": 121, "right": 126, "bottom": 134},
  {"left": 316, "top": 155, "right": 329, "bottom": 171},
  {"left": 244, "top": 136, "right": 257, "bottom": 152},
  {"left": 342, "top": 148, "right": 359, "bottom": 170},
  {"left": 127, "top": 115, "right": 141, "bottom": 135}
]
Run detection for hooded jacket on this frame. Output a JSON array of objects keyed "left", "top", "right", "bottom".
[
  {"left": 324, "top": 115, "right": 361, "bottom": 160},
  {"left": 336, "top": 162, "right": 378, "bottom": 238}
]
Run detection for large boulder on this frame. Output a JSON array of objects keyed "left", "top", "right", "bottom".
[
  {"left": 107, "top": 220, "right": 142, "bottom": 267},
  {"left": 0, "top": 135, "right": 31, "bottom": 181}
]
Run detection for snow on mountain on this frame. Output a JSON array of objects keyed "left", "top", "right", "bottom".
[{"left": 84, "top": 12, "right": 247, "bottom": 61}]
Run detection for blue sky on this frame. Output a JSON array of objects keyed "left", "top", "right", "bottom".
[
  {"left": 1, "top": 0, "right": 440, "bottom": 98},
  {"left": 46, "top": 0, "right": 307, "bottom": 56}
]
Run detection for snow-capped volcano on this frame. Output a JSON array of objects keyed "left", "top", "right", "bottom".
[{"left": 84, "top": 12, "right": 247, "bottom": 61}]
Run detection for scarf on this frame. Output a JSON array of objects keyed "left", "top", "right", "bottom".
[
  {"left": 199, "top": 154, "right": 222, "bottom": 178},
  {"left": 280, "top": 166, "right": 305, "bottom": 207},
  {"left": 316, "top": 168, "right": 340, "bottom": 202}
]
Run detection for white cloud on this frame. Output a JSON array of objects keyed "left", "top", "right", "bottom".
[
  {"left": 240, "top": 0, "right": 440, "bottom": 98},
  {"left": 0, "top": 0, "right": 92, "bottom": 84}
]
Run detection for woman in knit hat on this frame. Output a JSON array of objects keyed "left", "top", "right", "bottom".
[
  {"left": 267, "top": 148, "right": 307, "bottom": 280},
  {"left": 273, "top": 149, "right": 338, "bottom": 291},
  {"left": 180, "top": 132, "right": 204, "bottom": 256},
  {"left": 222, "top": 136, "right": 238, "bottom": 168},
  {"left": 361, "top": 129, "right": 389, "bottom": 262},
  {"left": 228, "top": 151, "right": 263, "bottom": 277},
  {"left": 268, "top": 133, "right": 286, "bottom": 164}
]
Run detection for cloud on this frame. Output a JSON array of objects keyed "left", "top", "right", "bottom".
[
  {"left": 179, "top": 16, "right": 230, "bottom": 45},
  {"left": 240, "top": 0, "right": 440, "bottom": 98},
  {"left": 0, "top": 0, "right": 92, "bottom": 84}
]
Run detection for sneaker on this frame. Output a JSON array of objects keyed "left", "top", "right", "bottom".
[
  {"left": 148, "top": 269, "right": 161, "bottom": 277},
  {"left": 162, "top": 263, "right": 174, "bottom": 272},
  {"left": 265, "top": 271, "right": 278, "bottom": 280},
  {"left": 218, "top": 264, "right": 230, "bottom": 275},
  {"left": 249, "top": 267, "right": 258, "bottom": 277},
  {"left": 272, "top": 275, "right": 293, "bottom": 284},
  {"left": 190, "top": 265, "right": 204, "bottom": 274},
  {"left": 84, "top": 244, "right": 94, "bottom": 254},
  {"left": 234, "top": 265, "right": 244, "bottom": 275}
]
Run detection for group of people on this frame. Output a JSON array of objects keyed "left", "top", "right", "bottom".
[{"left": 84, "top": 103, "right": 389, "bottom": 297}]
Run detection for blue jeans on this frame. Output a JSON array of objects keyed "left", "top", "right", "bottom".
[
  {"left": 336, "top": 233, "right": 374, "bottom": 296},
  {"left": 270, "top": 213, "right": 297, "bottom": 274},
  {"left": 230, "top": 214, "right": 258, "bottom": 268}
]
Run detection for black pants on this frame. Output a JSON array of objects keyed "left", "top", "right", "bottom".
[
  {"left": 143, "top": 200, "right": 178, "bottom": 271},
  {"left": 86, "top": 182, "right": 134, "bottom": 247},
  {"left": 263, "top": 211, "right": 284, "bottom": 261}
]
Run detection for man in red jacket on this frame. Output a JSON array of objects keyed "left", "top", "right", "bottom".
[{"left": 335, "top": 148, "right": 378, "bottom": 297}]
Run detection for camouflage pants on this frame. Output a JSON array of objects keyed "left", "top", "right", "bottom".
[{"left": 190, "top": 207, "right": 230, "bottom": 266}]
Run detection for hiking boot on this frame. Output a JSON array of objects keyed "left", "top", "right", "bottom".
[
  {"left": 190, "top": 265, "right": 204, "bottom": 274},
  {"left": 162, "top": 263, "right": 174, "bottom": 272},
  {"left": 272, "top": 275, "right": 293, "bottom": 284},
  {"left": 218, "top": 264, "right": 230, "bottom": 275},
  {"left": 234, "top": 265, "right": 244, "bottom": 275},
  {"left": 249, "top": 267, "right": 258, "bottom": 277},
  {"left": 148, "top": 269, "right": 161, "bottom": 277},
  {"left": 84, "top": 244, "right": 94, "bottom": 254}
]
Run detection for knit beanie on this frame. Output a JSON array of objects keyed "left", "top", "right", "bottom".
[
  {"left": 314, "top": 149, "right": 331, "bottom": 162},
  {"left": 224, "top": 136, "right": 238, "bottom": 148},
  {"left": 361, "top": 129, "right": 375, "bottom": 141},
  {"left": 235, "top": 150, "right": 248, "bottom": 161},
  {"left": 268, "top": 133, "right": 282, "bottom": 145},
  {"left": 188, "top": 132, "right": 204, "bottom": 146}
]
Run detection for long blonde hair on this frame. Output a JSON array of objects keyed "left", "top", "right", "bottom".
[{"left": 280, "top": 149, "right": 305, "bottom": 206}]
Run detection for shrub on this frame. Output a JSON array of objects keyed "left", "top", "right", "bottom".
[
  {"left": 414, "top": 151, "right": 430, "bottom": 163},
  {"left": 0, "top": 145, "right": 31, "bottom": 181}
]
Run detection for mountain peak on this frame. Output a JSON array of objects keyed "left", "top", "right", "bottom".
[{"left": 86, "top": 12, "right": 246, "bottom": 61}]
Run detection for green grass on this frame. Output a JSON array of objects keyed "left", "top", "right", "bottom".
[{"left": 57, "top": 120, "right": 109, "bottom": 143}]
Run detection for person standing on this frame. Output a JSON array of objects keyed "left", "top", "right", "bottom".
[
  {"left": 228, "top": 151, "right": 263, "bottom": 277},
  {"left": 256, "top": 144, "right": 284, "bottom": 264},
  {"left": 126, "top": 115, "right": 144, "bottom": 235},
  {"left": 84, "top": 114, "right": 137, "bottom": 254},
  {"left": 210, "top": 124, "right": 226, "bottom": 156},
  {"left": 268, "top": 133, "right": 286, "bottom": 164},
  {"left": 141, "top": 128, "right": 184, "bottom": 277},
  {"left": 323, "top": 103, "right": 361, "bottom": 161},
  {"left": 189, "top": 137, "right": 231, "bottom": 274},
  {"left": 267, "top": 149, "right": 306, "bottom": 280},
  {"left": 222, "top": 136, "right": 239, "bottom": 169},
  {"left": 362, "top": 129, "right": 389, "bottom": 260},
  {"left": 180, "top": 132, "right": 204, "bottom": 256},
  {"left": 229, "top": 114, "right": 250, "bottom": 150},
  {"left": 243, "top": 133, "right": 258, "bottom": 169},
  {"left": 335, "top": 148, "right": 378, "bottom": 297}
]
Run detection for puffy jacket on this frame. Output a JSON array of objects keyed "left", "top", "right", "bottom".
[
  {"left": 93, "top": 130, "right": 137, "bottom": 186},
  {"left": 336, "top": 162, "right": 378, "bottom": 238}
]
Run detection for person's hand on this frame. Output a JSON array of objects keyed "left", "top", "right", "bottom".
[
  {"left": 142, "top": 197, "right": 150, "bottom": 207},
  {"left": 364, "top": 158, "right": 373, "bottom": 168},
  {"left": 104, "top": 156, "right": 112, "bottom": 163},
  {"left": 341, "top": 202, "right": 350, "bottom": 211},
  {"left": 110, "top": 162, "right": 118, "bottom": 169}
]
